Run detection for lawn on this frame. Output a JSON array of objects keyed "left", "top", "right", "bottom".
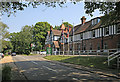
[{"left": 44, "top": 55, "right": 111, "bottom": 70}]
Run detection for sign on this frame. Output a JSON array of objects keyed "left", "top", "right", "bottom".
[{"left": 46, "top": 47, "right": 52, "bottom": 55}]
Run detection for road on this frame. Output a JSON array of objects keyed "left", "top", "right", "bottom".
[{"left": 12, "top": 55, "right": 117, "bottom": 80}]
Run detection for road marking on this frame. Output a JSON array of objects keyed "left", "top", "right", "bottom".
[
  {"left": 72, "top": 78, "right": 78, "bottom": 80},
  {"left": 20, "top": 56, "right": 38, "bottom": 65},
  {"left": 43, "top": 66, "right": 58, "bottom": 73},
  {"left": 31, "top": 61, "right": 38, "bottom": 65}
]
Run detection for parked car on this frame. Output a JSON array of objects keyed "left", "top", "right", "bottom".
[
  {"left": 0, "top": 53, "right": 4, "bottom": 58},
  {"left": 11, "top": 53, "right": 16, "bottom": 56},
  {"left": 40, "top": 51, "right": 46, "bottom": 55}
]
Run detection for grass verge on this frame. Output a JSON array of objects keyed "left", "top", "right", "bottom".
[
  {"left": 2, "top": 64, "right": 11, "bottom": 81},
  {"left": 44, "top": 55, "right": 116, "bottom": 70}
]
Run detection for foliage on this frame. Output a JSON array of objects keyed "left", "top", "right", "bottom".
[
  {"left": 53, "top": 22, "right": 73, "bottom": 30},
  {"left": 2, "top": 40, "right": 13, "bottom": 54},
  {"left": 9, "top": 25, "right": 33, "bottom": 54},
  {"left": 60, "top": 22, "right": 73, "bottom": 28},
  {"left": 33, "top": 22, "right": 51, "bottom": 51},
  {"left": 0, "top": 22, "right": 12, "bottom": 53},
  {"left": 53, "top": 26, "right": 60, "bottom": 30},
  {"left": 0, "top": 22, "right": 9, "bottom": 40},
  {"left": 0, "top": 2, "right": 66, "bottom": 17},
  {"left": 2, "top": 64, "right": 11, "bottom": 81},
  {"left": 84, "top": 2, "right": 120, "bottom": 24},
  {"left": 1, "top": 1, "right": 120, "bottom": 22}
]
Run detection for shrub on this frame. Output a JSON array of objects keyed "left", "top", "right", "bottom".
[{"left": 2, "top": 65, "right": 11, "bottom": 81}]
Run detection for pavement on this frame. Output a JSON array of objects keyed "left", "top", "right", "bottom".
[
  {"left": 1, "top": 55, "right": 120, "bottom": 81},
  {"left": 1, "top": 56, "right": 26, "bottom": 80}
]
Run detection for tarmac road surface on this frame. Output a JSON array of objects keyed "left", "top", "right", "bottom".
[{"left": 12, "top": 55, "right": 118, "bottom": 81}]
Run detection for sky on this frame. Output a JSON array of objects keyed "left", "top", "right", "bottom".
[{"left": 2, "top": 2, "right": 103, "bottom": 33}]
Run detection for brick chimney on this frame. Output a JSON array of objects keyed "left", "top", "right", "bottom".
[{"left": 81, "top": 16, "right": 86, "bottom": 25}]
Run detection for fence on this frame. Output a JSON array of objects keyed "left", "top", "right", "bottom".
[{"left": 52, "top": 49, "right": 119, "bottom": 56}]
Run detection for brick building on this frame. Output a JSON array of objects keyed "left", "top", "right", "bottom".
[{"left": 62, "top": 16, "right": 120, "bottom": 55}]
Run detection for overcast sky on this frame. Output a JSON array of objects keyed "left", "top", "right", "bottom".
[{"left": 2, "top": 2, "right": 103, "bottom": 33}]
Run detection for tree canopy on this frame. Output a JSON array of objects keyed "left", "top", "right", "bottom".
[
  {"left": 1, "top": 1, "right": 119, "bottom": 19},
  {"left": 9, "top": 25, "right": 33, "bottom": 54},
  {"left": 84, "top": 2, "right": 120, "bottom": 25},
  {"left": 0, "top": 22, "right": 13, "bottom": 53},
  {"left": 33, "top": 22, "right": 51, "bottom": 51}
]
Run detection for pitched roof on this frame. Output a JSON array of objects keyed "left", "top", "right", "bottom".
[
  {"left": 70, "top": 17, "right": 101, "bottom": 35},
  {"left": 61, "top": 24, "right": 66, "bottom": 30},
  {"left": 53, "top": 41, "right": 59, "bottom": 48},
  {"left": 52, "top": 29, "right": 62, "bottom": 36},
  {"left": 47, "top": 31, "right": 50, "bottom": 36}
]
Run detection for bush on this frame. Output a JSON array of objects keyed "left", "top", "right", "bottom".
[{"left": 2, "top": 65, "right": 11, "bottom": 81}]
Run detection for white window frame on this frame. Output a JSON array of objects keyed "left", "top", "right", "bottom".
[
  {"left": 95, "top": 29, "right": 97, "bottom": 38},
  {"left": 117, "top": 23, "right": 120, "bottom": 34},
  {"left": 105, "top": 27, "right": 109, "bottom": 36},
  {"left": 100, "top": 28, "right": 102, "bottom": 37},
  {"left": 114, "top": 25, "right": 116, "bottom": 34},
  {"left": 111, "top": 25, "right": 114, "bottom": 35}
]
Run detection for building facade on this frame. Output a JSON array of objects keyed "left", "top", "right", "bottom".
[
  {"left": 63, "top": 16, "right": 120, "bottom": 55},
  {"left": 45, "top": 16, "right": 120, "bottom": 55}
]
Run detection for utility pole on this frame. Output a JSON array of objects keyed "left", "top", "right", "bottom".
[
  {"left": 73, "top": 23, "right": 74, "bottom": 55},
  {"left": 0, "top": 6, "right": 2, "bottom": 53},
  {"left": 68, "top": 25, "right": 69, "bottom": 55},
  {"left": 62, "top": 20, "right": 64, "bottom": 55}
]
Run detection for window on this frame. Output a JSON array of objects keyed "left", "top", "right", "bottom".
[
  {"left": 70, "top": 45, "right": 72, "bottom": 50},
  {"left": 97, "top": 18, "right": 100, "bottom": 23},
  {"left": 117, "top": 42, "right": 120, "bottom": 49},
  {"left": 109, "top": 26, "right": 112, "bottom": 35},
  {"left": 117, "top": 23, "right": 120, "bottom": 33},
  {"left": 92, "top": 20, "right": 94, "bottom": 25},
  {"left": 98, "top": 29, "right": 100, "bottom": 37},
  {"left": 90, "top": 43, "right": 92, "bottom": 50},
  {"left": 69, "top": 37, "right": 71, "bottom": 42},
  {"left": 105, "top": 27, "right": 109, "bottom": 35},
  {"left": 80, "top": 33, "right": 83, "bottom": 39},
  {"left": 97, "top": 43, "right": 100, "bottom": 50},
  {"left": 114, "top": 25, "right": 116, "bottom": 34},
  {"left": 83, "top": 44, "right": 86, "bottom": 50},
  {"left": 71, "top": 36, "right": 72, "bottom": 41},
  {"left": 92, "top": 30, "right": 95, "bottom": 37},
  {"left": 104, "top": 43, "right": 108, "bottom": 49},
  {"left": 77, "top": 44, "right": 80, "bottom": 50}
]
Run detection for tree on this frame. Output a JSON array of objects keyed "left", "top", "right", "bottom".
[
  {"left": 33, "top": 22, "right": 51, "bottom": 51},
  {"left": 2, "top": 41, "right": 13, "bottom": 54},
  {"left": 60, "top": 22, "right": 73, "bottom": 28},
  {"left": 0, "top": 22, "right": 12, "bottom": 53},
  {"left": 84, "top": 2, "right": 120, "bottom": 25},
  {"left": 53, "top": 26, "right": 60, "bottom": 30},
  {"left": 0, "top": 22, "right": 9, "bottom": 40},
  {"left": 0, "top": 2, "right": 66, "bottom": 17},
  {"left": 9, "top": 25, "right": 33, "bottom": 54},
  {"left": 1, "top": 1, "right": 119, "bottom": 19}
]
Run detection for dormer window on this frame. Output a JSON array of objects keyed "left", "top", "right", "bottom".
[
  {"left": 97, "top": 18, "right": 100, "bottom": 23},
  {"left": 92, "top": 20, "right": 94, "bottom": 25},
  {"left": 92, "top": 18, "right": 100, "bottom": 25}
]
